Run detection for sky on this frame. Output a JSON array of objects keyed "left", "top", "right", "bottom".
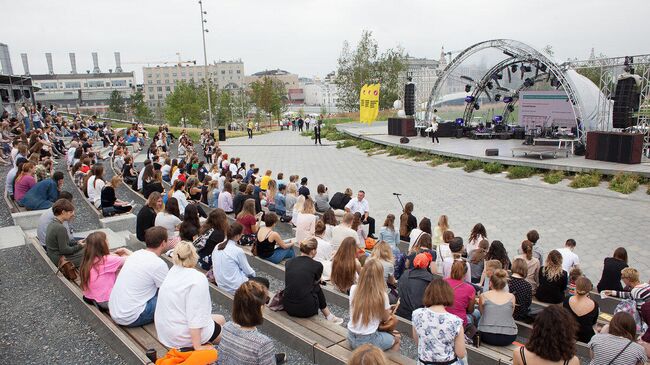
[{"left": 2, "top": 0, "right": 649, "bottom": 83}]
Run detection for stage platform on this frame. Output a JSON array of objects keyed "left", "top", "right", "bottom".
[{"left": 338, "top": 121, "right": 650, "bottom": 177}]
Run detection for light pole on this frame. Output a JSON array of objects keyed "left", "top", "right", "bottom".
[{"left": 199, "top": 0, "right": 213, "bottom": 133}]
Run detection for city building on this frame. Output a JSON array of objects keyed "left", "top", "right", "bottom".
[
  {"left": 28, "top": 52, "right": 136, "bottom": 113},
  {"left": 301, "top": 73, "right": 339, "bottom": 111},
  {"left": 142, "top": 60, "right": 245, "bottom": 110},
  {"left": 245, "top": 69, "right": 300, "bottom": 90},
  {"left": 0, "top": 75, "right": 38, "bottom": 116}
]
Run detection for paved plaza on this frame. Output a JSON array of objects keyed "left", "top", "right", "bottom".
[{"left": 222, "top": 130, "right": 650, "bottom": 281}]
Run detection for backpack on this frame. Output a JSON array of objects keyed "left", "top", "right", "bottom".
[{"left": 614, "top": 299, "right": 648, "bottom": 335}]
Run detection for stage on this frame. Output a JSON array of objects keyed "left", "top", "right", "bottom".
[{"left": 338, "top": 121, "right": 650, "bottom": 177}]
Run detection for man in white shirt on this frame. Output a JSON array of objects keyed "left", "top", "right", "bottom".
[
  {"left": 160, "top": 159, "right": 171, "bottom": 182},
  {"left": 109, "top": 226, "right": 170, "bottom": 327},
  {"left": 344, "top": 190, "right": 376, "bottom": 238},
  {"left": 67, "top": 141, "right": 78, "bottom": 167},
  {"left": 556, "top": 239, "right": 579, "bottom": 272},
  {"left": 330, "top": 213, "right": 361, "bottom": 252}
]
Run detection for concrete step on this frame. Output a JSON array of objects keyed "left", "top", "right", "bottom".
[
  {"left": 0, "top": 226, "right": 27, "bottom": 250},
  {"left": 11, "top": 209, "right": 50, "bottom": 231},
  {"left": 24, "top": 227, "right": 130, "bottom": 250},
  {"left": 99, "top": 213, "right": 137, "bottom": 234}
]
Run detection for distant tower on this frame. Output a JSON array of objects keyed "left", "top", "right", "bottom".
[
  {"left": 21, "top": 53, "right": 30, "bottom": 75},
  {"left": 45, "top": 52, "right": 54, "bottom": 75},
  {"left": 114, "top": 52, "right": 123, "bottom": 73},
  {"left": 589, "top": 47, "right": 596, "bottom": 60},
  {"left": 438, "top": 46, "right": 448, "bottom": 70},
  {"left": 69, "top": 52, "right": 77, "bottom": 74},
  {"left": 0, "top": 43, "right": 13, "bottom": 75},
  {"left": 92, "top": 52, "right": 101, "bottom": 73}
]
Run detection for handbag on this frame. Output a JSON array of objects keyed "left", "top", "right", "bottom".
[
  {"left": 268, "top": 289, "right": 284, "bottom": 311},
  {"left": 192, "top": 228, "right": 213, "bottom": 250},
  {"left": 57, "top": 256, "right": 78, "bottom": 281},
  {"left": 378, "top": 314, "right": 397, "bottom": 332}
]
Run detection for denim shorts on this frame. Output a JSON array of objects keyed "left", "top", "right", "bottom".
[
  {"left": 347, "top": 330, "right": 395, "bottom": 351},
  {"left": 127, "top": 293, "right": 158, "bottom": 327}
]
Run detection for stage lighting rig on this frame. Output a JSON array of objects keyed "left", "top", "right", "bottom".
[
  {"left": 465, "top": 84, "right": 471, "bottom": 92},
  {"left": 487, "top": 81, "right": 493, "bottom": 90},
  {"left": 503, "top": 96, "right": 514, "bottom": 103},
  {"left": 474, "top": 103, "right": 480, "bottom": 110},
  {"left": 465, "top": 95, "right": 475, "bottom": 103},
  {"left": 522, "top": 65, "right": 532, "bottom": 73},
  {"left": 494, "top": 94, "right": 501, "bottom": 102},
  {"left": 511, "top": 64, "right": 518, "bottom": 73}
]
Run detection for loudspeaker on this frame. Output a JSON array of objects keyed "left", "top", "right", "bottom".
[
  {"left": 400, "top": 137, "right": 410, "bottom": 144},
  {"left": 404, "top": 83, "right": 415, "bottom": 116},
  {"left": 388, "top": 118, "right": 416, "bottom": 137},
  {"left": 586, "top": 131, "right": 643, "bottom": 164},
  {"left": 612, "top": 77, "right": 641, "bottom": 129},
  {"left": 218, "top": 128, "right": 226, "bottom": 141},
  {"left": 485, "top": 148, "right": 499, "bottom": 156}
]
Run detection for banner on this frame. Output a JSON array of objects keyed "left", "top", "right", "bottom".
[
  {"left": 518, "top": 91, "right": 575, "bottom": 129},
  {"left": 359, "top": 83, "right": 380, "bottom": 123}
]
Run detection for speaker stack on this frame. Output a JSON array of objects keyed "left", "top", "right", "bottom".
[
  {"left": 586, "top": 131, "right": 643, "bottom": 164},
  {"left": 404, "top": 83, "right": 415, "bottom": 116},
  {"left": 612, "top": 76, "right": 641, "bottom": 129}
]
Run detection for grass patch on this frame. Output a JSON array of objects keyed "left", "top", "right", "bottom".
[
  {"left": 463, "top": 160, "right": 484, "bottom": 172},
  {"left": 428, "top": 156, "right": 447, "bottom": 167},
  {"left": 569, "top": 172, "right": 602, "bottom": 189},
  {"left": 507, "top": 166, "right": 537, "bottom": 179},
  {"left": 387, "top": 146, "right": 410, "bottom": 156},
  {"left": 336, "top": 139, "right": 357, "bottom": 149},
  {"left": 608, "top": 173, "right": 640, "bottom": 194},
  {"left": 367, "top": 148, "right": 387, "bottom": 156},
  {"left": 447, "top": 160, "right": 466, "bottom": 168},
  {"left": 357, "top": 140, "right": 378, "bottom": 151},
  {"left": 413, "top": 153, "right": 431, "bottom": 162},
  {"left": 483, "top": 162, "right": 505, "bottom": 174},
  {"left": 543, "top": 170, "right": 566, "bottom": 184}
]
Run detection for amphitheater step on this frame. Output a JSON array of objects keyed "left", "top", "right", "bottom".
[
  {"left": 11, "top": 209, "right": 50, "bottom": 231},
  {"left": 0, "top": 226, "right": 26, "bottom": 250},
  {"left": 99, "top": 213, "right": 137, "bottom": 234}
]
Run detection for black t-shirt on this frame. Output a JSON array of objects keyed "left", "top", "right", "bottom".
[
  {"left": 100, "top": 186, "right": 116, "bottom": 208},
  {"left": 563, "top": 297, "right": 599, "bottom": 343},
  {"left": 396, "top": 268, "right": 434, "bottom": 321},
  {"left": 298, "top": 185, "right": 310, "bottom": 197},
  {"left": 136, "top": 206, "right": 157, "bottom": 242},
  {"left": 329, "top": 192, "right": 351, "bottom": 210},
  {"left": 143, "top": 182, "right": 164, "bottom": 199},
  {"left": 198, "top": 228, "right": 225, "bottom": 258},
  {"left": 535, "top": 269, "right": 568, "bottom": 304},
  {"left": 596, "top": 257, "right": 628, "bottom": 292},
  {"left": 284, "top": 256, "right": 323, "bottom": 316},
  {"left": 256, "top": 231, "right": 274, "bottom": 258}
]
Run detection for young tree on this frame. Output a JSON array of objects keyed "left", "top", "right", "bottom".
[
  {"left": 334, "top": 30, "right": 406, "bottom": 112},
  {"left": 250, "top": 76, "right": 287, "bottom": 123},
  {"left": 216, "top": 89, "right": 232, "bottom": 127},
  {"left": 233, "top": 88, "right": 252, "bottom": 122},
  {"left": 129, "top": 90, "right": 152, "bottom": 121},
  {"left": 108, "top": 90, "right": 125, "bottom": 114},
  {"left": 164, "top": 81, "right": 202, "bottom": 127}
]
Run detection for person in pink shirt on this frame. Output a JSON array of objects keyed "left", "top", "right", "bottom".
[
  {"left": 79, "top": 231, "right": 132, "bottom": 309},
  {"left": 445, "top": 260, "right": 479, "bottom": 328},
  {"left": 14, "top": 162, "right": 36, "bottom": 202}
]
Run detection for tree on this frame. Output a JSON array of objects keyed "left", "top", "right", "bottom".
[
  {"left": 129, "top": 90, "right": 151, "bottom": 121},
  {"left": 233, "top": 89, "right": 252, "bottom": 122},
  {"left": 216, "top": 89, "right": 232, "bottom": 126},
  {"left": 249, "top": 76, "right": 287, "bottom": 123},
  {"left": 334, "top": 30, "right": 406, "bottom": 112},
  {"left": 108, "top": 90, "right": 125, "bottom": 114},
  {"left": 164, "top": 81, "right": 202, "bottom": 127}
]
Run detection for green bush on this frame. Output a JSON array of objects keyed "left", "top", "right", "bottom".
[
  {"left": 609, "top": 173, "right": 640, "bottom": 194},
  {"left": 387, "top": 147, "right": 409, "bottom": 156},
  {"left": 357, "top": 140, "right": 377, "bottom": 151},
  {"left": 447, "top": 160, "right": 465, "bottom": 168},
  {"left": 569, "top": 172, "right": 602, "bottom": 189},
  {"left": 336, "top": 139, "right": 356, "bottom": 149},
  {"left": 543, "top": 170, "right": 565, "bottom": 184},
  {"left": 483, "top": 162, "right": 505, "bottom": 174},
  {"left": 413, "top": 153, "right": 431, "bottom": 162},
  {"left": 428, "top": 156, "right": 446, "bottom": 166},
  {"left": 507, "top": 166, "right": 537, "bottom": 179},
  {"left": 463, "top": 160, "right": 484, "bottom": 172}
]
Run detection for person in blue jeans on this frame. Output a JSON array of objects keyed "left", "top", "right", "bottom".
[
  {"left": 274, "top": 184, "right": 291, "bottom": 222},
  {"left": 255, "top": 212, "right": 295, "bottom": 264}
]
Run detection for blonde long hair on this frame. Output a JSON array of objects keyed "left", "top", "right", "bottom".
[
  {"left": 370, "top": 241, "right": 394, "bottom": 263},
  {"left": 543, "top": 250, "right": 564, "bottom": 281},
  {"left": 351, "top": 259, "right": 387, "bottom": 327}
]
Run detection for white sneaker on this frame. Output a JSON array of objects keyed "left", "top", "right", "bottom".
[{"left": 327, "top": 315, "right": 343, "bottom": 325}]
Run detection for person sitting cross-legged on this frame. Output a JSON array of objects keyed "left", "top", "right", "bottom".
[
  {"left": 254, "top": 212, "right": 295, "bottom": 264},
  {"left": 20, "top": 171, "right": 64, "bottom": 210},
  {"left": 45, "top": 199, "right": 85, "bottom": 267},
  {"left": 109, "top": 226, "right": 170, "bottom": 327}
]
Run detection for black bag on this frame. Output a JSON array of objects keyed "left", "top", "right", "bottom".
[{"left": 400, "top": 137, "right": 410, "bottom": 144}]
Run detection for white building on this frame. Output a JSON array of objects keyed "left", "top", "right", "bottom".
[
  {"left": 301, "top": 73, "right": 338, "bottom": 111},
  {"left": 143, "top": 60, "right": 245, "bottom": 109}
]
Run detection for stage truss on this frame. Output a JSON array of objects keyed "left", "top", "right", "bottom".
[{"left": 425, "top": 39, "right": 650, "bottom": 153}]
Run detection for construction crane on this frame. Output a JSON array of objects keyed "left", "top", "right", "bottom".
[{"left": 121, "top": 53, "right": 197, "bottom": 67}]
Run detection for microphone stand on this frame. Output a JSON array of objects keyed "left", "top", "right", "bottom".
[{"left": 393, "top": 193, "right": 404, "bottom": 211}]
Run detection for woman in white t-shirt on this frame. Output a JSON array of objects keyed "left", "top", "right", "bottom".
[
  {"left": 314, "top": 221, "right": 333, "bottom": 280},
  {"left": 347, "top": 259, "right": 401, "bottom": 352},
  {"left": 86, "top": 164, "right": 105, "bottom": 209},
  {"left": 155, "top": 241, "right": 226, "bottom": 350},
  {"left": 295, "top": 198, "right": 317, "bottom": 243},
  {"left": 155, "top": 197, "right": 182, "bottom": 238},
  {"left": 409, "top": 217, "right": 432, "bottom": 250},
  {"left": 172, "top": 180, "right": 190, "bottom": 215}
]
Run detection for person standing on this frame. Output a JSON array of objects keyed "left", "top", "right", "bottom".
[
  {"left": 430, "top": 110, "right": 440, "bottom": 144},
  {"left": 247, "top": 119, "right": 253, "bottom": 139},
  {"left": 314, "top": 120, "right": 322, "bottom": 145}
]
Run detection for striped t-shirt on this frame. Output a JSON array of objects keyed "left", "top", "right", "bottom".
[
  {"left": 217, "top": 321, "right": 276, "bottom": 365},
  {"left": 588, "top": 333, "right": 647, "bottom": 365},
  {"left": 613, "top": 283, "right": 650, "bottom": 309}
]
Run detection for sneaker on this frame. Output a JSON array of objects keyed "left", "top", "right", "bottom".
[
  {"left": 327, "top": 315, "right": 344, "bottom": 325},
  {"left": 275, "top": 353, "right": 287, "bottom": 364}
]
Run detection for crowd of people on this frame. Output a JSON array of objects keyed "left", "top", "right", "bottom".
[{"left": 8, "top": 107, "right": 648, "bottom": 365}]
